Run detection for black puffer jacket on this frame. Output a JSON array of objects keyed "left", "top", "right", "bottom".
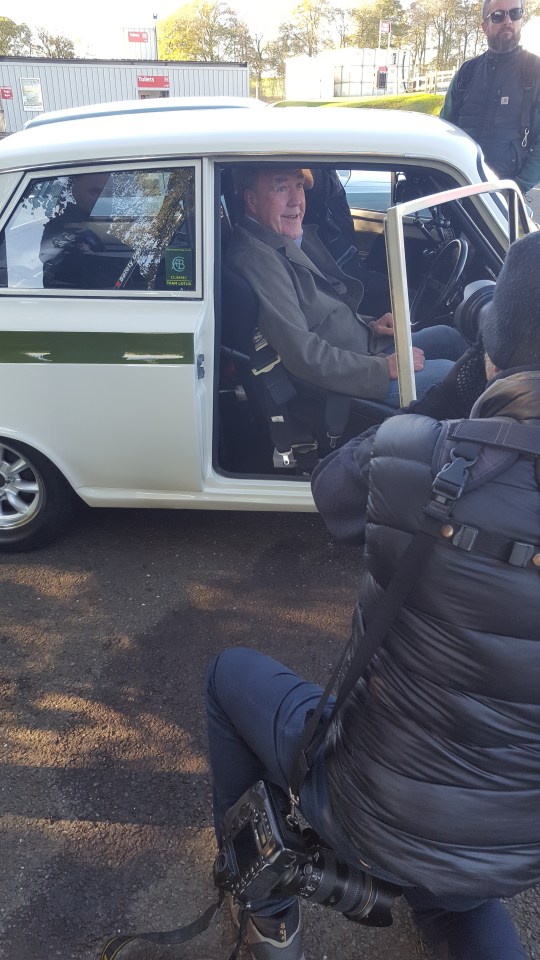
[{"left": 324, "top": 371, "right": 540, "bottom": 899}]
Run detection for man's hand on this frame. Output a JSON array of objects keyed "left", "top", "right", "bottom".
[
  {"left": 387, "top": 347, "right": 425, "bottom": 379},
  {"left": 369, "top": 312, "right": 394, "bottom": 336}
]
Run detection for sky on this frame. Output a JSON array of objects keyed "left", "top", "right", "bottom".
[{"left": 1, "top": 0, "right": 314, "bottom": 55}]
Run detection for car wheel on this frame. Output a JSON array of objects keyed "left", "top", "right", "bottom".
[{"left": 0, "top": 438, "right": 76, "bottom": 552}]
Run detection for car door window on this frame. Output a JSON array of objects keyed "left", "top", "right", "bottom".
[
  {"left": 0, "top": 166, "right": 197, "bottom": 293},
  {"left": 338, "top": 169, "right": 392, "bottom": 212}
]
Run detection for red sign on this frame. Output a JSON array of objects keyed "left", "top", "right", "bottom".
[
  {"left": 379, "top": 20, "right": 391, "bottom": 33},
  {"left": 1, "top": 87, "right": 13, "bottom": 99},
  {"left": 137, "top": 75, "right": 170, "bottom": 89},
  {"left": 128, "top": 30, "right": 149, "bottom": 42},
  {"left": 378, "top": 66, "right": 388, "bottom": 73}
]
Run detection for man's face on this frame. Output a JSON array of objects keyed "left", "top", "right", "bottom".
[
  {"left": 71, "top": 173, "right": 110, "bottom": 215},
  {"left": 244, "top": 169, "right": 306, "bottom": 240},
  {"left": 482, "top": 0, "right": 522, "bottom": 52}
]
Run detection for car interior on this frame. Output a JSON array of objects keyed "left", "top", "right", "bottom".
[{"left": 215, "top": 159, "right": 521, "bottom": 481}]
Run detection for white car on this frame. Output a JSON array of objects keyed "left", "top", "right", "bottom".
[{"left": 0, "top": 97, "right": 533, "bottom": 550}]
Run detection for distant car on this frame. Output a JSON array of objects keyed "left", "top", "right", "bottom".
[{"left": 0, "top": 99, "right": 533, "bottom": 550}]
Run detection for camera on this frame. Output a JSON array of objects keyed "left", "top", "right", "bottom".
[
  {"left": 454, "top": 279, "right": 495, "bottom": 342},
  {"left": 213, "top": 780, "right": 400, "bottom": 927}
]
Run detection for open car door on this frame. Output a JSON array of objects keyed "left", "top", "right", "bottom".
[{"left": 385, "top": 180, "right": 534, "bottom": 406}]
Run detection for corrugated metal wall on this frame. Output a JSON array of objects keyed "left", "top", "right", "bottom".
[{"left": 0, "top": 58, "right": 250, "bottom": 133}]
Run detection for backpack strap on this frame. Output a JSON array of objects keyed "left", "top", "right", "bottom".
[
  {"left": 454, "top": 57, "right": 480, "bottom": 118},
  {"left": 448, "top": 417, "right": 540, "bottom": 457},
  {"left": 430, "top": 418, "right": 540, "bottom": 567}
]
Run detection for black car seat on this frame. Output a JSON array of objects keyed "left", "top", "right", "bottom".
[{"left": 220, "top": 260, "right": 394, "bottom": 474}]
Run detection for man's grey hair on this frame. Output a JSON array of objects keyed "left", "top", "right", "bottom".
[{"left": 233, "top": 163, "right": 305, "bottom": 213}]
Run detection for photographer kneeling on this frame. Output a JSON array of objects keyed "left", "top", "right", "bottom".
[{"left": 206, "top": 232, "right": 540, "bottom": 960}]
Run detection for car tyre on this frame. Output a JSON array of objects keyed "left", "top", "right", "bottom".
[{"left": 0, "top": 438, "right": 77, "bottom": 552}]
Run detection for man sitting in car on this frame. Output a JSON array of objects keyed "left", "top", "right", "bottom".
[{"left": 226, "top": 164, "right": 466, "bottom": 405}]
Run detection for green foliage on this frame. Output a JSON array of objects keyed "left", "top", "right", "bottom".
[
  {"left": 405, "top": 0, "right": 484, "bottom": 71},
  {"left": 275, "top": 93, "right": 445, "bottom": 115},
  {"left": 36, "top": 29, "right": 75, "bottom": 59},
  {"left": 347, "top": 0, "right": 408, "bottom": 49},
  {"left": 157, "top": 1, "right": 251, "bottom": 61},
  {"left": 0, "top": 16, "right": 32, "bottom": 56},
  {"left": 287, "top": 0, "right": 337, "bottom": 57},
  {"left": 0, "top": 16, "right": 75, "bottom": 58}
]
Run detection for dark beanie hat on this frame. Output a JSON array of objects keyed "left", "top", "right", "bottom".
[{"left": 482, "top": 231, "right": 540, "bottom": 370}]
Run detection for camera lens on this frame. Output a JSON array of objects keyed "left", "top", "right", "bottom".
[
  {"left": 278, "top": 846, "right": 398, "bottom": 927},
  {"left": 213, "top": 851, "right": 234, "bottom": 888}
]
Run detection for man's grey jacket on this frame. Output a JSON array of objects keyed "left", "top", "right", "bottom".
[
  {"left": 225, "top": 215, "right": 392, "bottom": 400},
  {"left": 317, "top": 369, "right": 540, "bottom": 898}
]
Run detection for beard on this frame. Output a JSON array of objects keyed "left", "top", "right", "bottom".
[{"left": 489, "top": 30, "right": 521, "bottom": 53}]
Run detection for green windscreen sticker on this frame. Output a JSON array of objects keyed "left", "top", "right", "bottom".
[{"left": 165, "top": 247, "right": 194, "bottom": 288}]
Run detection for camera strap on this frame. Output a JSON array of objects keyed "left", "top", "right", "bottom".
[
  {"left": 289, "top": 438, "right": 482, "bottom": 808},
  {"left": 101, "top": 889, "right": 228, "bottom": 960}
]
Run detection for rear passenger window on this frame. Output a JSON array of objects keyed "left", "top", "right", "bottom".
[{"left": 0, "top": 166, "right": 197, "bottom": 293}]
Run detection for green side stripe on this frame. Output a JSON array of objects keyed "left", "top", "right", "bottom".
[{"left": 0, "top": 331, "right": 194, "bottom": 364}]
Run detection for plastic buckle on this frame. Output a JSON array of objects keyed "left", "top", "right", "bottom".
[
  {"left": 508, "top": 542, "right": 535, "bottom": 567},
  {"left": 432, "top": 456, "right": 471, "bottom": 502},
  {"left": 452, "top": 524, "right": 478, "bottom": 551}
]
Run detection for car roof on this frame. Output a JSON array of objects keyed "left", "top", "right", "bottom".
[
  {"left": 1, "top": 104, "right": 483, "bottom": 184},
  {"left": 23, "top": 96, "right": 267, "bottom": 129}
]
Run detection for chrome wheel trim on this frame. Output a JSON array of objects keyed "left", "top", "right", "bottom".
[{"left": 0, "top": 443, "right": 43, "bottom": 530}]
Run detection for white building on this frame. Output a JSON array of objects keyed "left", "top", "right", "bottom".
[{"left": 285, "top": 47, "right": 411, "bottom": 101}]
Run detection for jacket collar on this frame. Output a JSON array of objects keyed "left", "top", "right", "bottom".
[
  {"left": 238, "top": 215, "right": 329, "bottom": 282},
  {"left": 472, "top": 367, "right": 540, "bottom": 422},
  {"left": 485, "top": 44, "right": 522, "bottom": 64}
]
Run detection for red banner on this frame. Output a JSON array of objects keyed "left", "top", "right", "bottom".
[
  {"left": 128, "top": 30, "right": 149, "bottom": 42},
  {"left": 1, "top": 87, "right": 13, "bottom": 99}
]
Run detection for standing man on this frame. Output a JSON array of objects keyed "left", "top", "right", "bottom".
[{"left": 440, "top": 0, "right": 540, "bottom": 194}]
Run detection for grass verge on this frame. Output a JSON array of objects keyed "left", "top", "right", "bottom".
[{"left": 274, "top": 94, "right": 445, "bottom": 116}]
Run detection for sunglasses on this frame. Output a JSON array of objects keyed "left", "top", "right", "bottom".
[{"left": 484, "top": 6, "right": 523, "bottom": 22}]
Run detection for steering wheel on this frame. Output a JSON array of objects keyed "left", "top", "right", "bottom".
[{"left": 410, "top": 238, "right": 469, "bottom": 328}]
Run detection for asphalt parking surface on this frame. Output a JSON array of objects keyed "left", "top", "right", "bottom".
[{"left": 0, "top": 505, "right": 538, "bottom": 960}]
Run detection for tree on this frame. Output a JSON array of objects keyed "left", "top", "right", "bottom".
[
  {"left": 285, "top": 0, "right": 337, "bottom": 58},
  {"left": 263, "top": 33, "right": 294, "bottom": 97},
  {"left": 0, "top": 16, "right": 32, "bottom": 56},
  {"left": 348, "top": 0, "right": 408, "bottom": 49},
  {"left": 157, "top": 1, "right": 252, "bottom": 61},
  {"left": 36, "top": 28, "right": 75, "bottom": 59},
  {"left": 454, "top": 0, "right": 485, "bottom": 63},
  {"left": 246, "top": 32, "right": 268, "bottom": 97},
  {"left": 331, "top": 7, "right": 356, "bottom": 48}
]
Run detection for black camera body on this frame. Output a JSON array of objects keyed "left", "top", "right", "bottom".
[{"left": 213, "top": 780, "right": 400, "bottom": 927}]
